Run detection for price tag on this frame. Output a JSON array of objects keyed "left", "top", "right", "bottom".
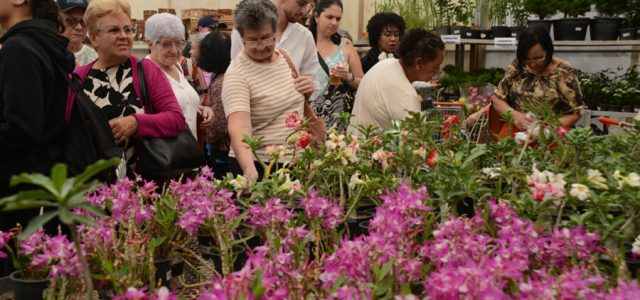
[
  {"left": 441, "top": 35, "right": 461, "bottom": 44},
  {"left": 494, "top": 37, "right": 517, "bottom": 46}
]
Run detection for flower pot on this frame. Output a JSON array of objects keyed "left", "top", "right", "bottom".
[
  {"left": 510, "top": 26, "right": 525, "bottom": 38},
  {"left": 340, "top": 211, "right": 374, "bottom": 238},
  {"left": 153, "top": 259, "right": 172, "bottom": 288},
  {"left": 9, "top": 271, "right": 49, "bottom": 300},
  {"left": 450, "top": 26, "right": 467, "bottom": 35},
  {"left": 462, "top": 28, "right": 481, "bottom": 39},
  {"left": 628, "top": 258, "right": 639, "bottom": 279},
  {"left": 621, "top": 106, "right": 635, "bottom": 113},
  {"left": 358, "top": 220, "right": 370, "bottom": 233},
  {"left": 620, "top": 27, "right": 637, "bottom": 40},
  {"left": 201, "top": 245, "right": 247, "bottom": 273},
  {"left": 553, "top": 18, "right": 589, "bottom": 41},
  {"left": 527, "top": 20, "right": 552, "bottom": 34},
  {"left": 197, "top": 232, "right": 215, "bottom": 247},
  {"left": 479, "top": 30, "right": 493, "bottom": 40},
  {"left": 491, "top": 26, "right": 511, "bottom": 38},
  {"left": 170, "top": 257, "right": 185, "bottom": 277},
  {"left": 590, "top": 17, "right": 622, "bottom": 40},
  {"left": 434, "top": 26, "right": 450, "bottom": 35}
]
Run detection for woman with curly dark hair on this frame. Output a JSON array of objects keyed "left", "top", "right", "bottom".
[{"left": 360, "top": 12, "right": 405, "bottom": 73}]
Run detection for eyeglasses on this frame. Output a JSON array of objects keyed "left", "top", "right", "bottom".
[
  {"left": 158, "top": 40, "right": 186, "bottom": 50},
  {"left": 523, "top": 54, "right": 546, "bottom": 63},
  {"left": 243, "top": 36, "right": 276, "bottom": 49},
  {"left": 97, "top": 26, "right": 136, "bottom": 37},
  {"left": 63, "top": 17, "right": 85, "bottom": 28}
]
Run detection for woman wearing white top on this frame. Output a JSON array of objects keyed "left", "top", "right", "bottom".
[{"left": 145, "top": 13, "right": 214, "bottom": 139}]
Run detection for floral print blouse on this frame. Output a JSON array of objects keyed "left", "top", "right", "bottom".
[{"left": 495, "top": 60, "right": 585, "bottom": 116}]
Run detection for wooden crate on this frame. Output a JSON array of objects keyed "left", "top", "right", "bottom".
[{"left": 158, "top": 8, "right": 176, "bottom": 15}]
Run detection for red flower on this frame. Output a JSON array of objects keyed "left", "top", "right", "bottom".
[
  {"left": 427, "top": 150, "right": 437, "bottom": 167},
  {"left": 285, "top": 111, "right": 303, "bottom": 130},
  {"left": 555, "top": 127, "right": 569, "bottom": 138},
  {"left": 295, "top": 132, "right": 312, "bottom": 149}
]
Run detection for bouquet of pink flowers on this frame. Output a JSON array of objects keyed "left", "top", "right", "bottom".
[{"left": 459, "top": 84, "right": 495, "bottom": 112}]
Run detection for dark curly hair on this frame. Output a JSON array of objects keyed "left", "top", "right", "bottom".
[
  {"left": 398, "top": 28, "right": 445, "bottom": 67},
  {"left": 309, "top": 0, "right": 343, "bottom": 45},
  {"left": 366, "top": 12, "right": 405, "bottom": 50},
  {"left": 198, "top": 32, "right": 231, "bottom": 74}
]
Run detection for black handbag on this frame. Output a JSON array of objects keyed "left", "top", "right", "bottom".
[{"left": 135, "top": 60, "right": 204, "bottom": 178}]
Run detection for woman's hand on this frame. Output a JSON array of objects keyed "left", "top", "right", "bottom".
[
  {"left": 110, "top": 116, "right": 138, "bottom": 144},
  {"left": 199, "top": 105, "right": 214, "bottom": 127},
  {"left": 331, "top": 62, "right": 351, "bottom": 80},
  {"left": 294, "top": 75, "right": 315, "bottom": 96},
  {"left": 512, "top": 110, "right": 534, "bottom": 130}
]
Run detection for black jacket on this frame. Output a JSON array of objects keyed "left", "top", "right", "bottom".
[
  {"left": 360, "top": 47, "right": 399, "bottom": 74},
  {"left": 0, "top": 20, "right": 75, "bottom": 195}
]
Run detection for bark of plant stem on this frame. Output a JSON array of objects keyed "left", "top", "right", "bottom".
[{"left": 69, "top": 228, "right": 93, "bottom": 300}]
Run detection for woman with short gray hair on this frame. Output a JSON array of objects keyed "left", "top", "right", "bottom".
[
  {"left": 222, "top": 0, "right": 323, "bottom": 180},
  {"left": 145, "top": 13, "right": 213, "bottom": 141}
]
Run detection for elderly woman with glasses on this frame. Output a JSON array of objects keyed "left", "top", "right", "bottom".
[
  {"left": 145, "top": 13, "right": 214, "bottom": 141},
  {"left": 58, "top": 0, "right": 97, "bottom": 66},
  {"left": 67, "top": 0, "right": 185, "bottom": 175},
  {"left": 488, "top": 28, "right": 584, "bottom": 131},
  {"left": 223, "top": 0, "right": 322, "bottom": 180}
]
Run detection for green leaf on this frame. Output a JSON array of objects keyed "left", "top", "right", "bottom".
[
  {"left": 373, "top": 275, "right": 395, "bottom": 296},
  {"left": 73, "top": 158, "right": 120, "bottom": 186},
  {"left": 9, "top": 173, "right": 59, "bottom": 199},
  {"left": 50, "top": 164, "right": 68, "bottom": 191},
  {"left": 401, "top": 284, "right": 412, "bottom": 295},
  {"left": 462, "top": 145, "right": 487, "bottom": 168},
  {"left": 251, "top": 271, "right": 266, "bottom": 299},
  {"left": 76, "top": 203, "right": 106, "bottom": 218},
  {"left": 59, "top": 207, "right": 73, "bottom": 225},
  {"left": 376, "top": 259, "right": 393, "bottom": 282},
  {"left": 71, "top": 214, "right": 97, "bottom": 227},
  {"left": 19, "top": 211, "right": 59, "bottom": 239}
]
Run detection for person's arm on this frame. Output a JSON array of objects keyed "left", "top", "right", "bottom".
[
  {"left": 227, "top": 112, "right": 258, "bottom": 180},
  {"left": 385, "top": 84, "right": 421, "bottom": 122},
  {"left": 0, "top": 42, "right": 45, "bottom": 155},
  {"left": 343, "top": 39, "right": 364, "bottom": 90},
  {"left": 557, "top": 66, "right": 585, "bottom": 128},
  {"left": 558, "top": 114, "right": 580, "bottom": 127},
  {"left": 230, "top": 29, "right": 244, "bottom": 61},
  {"left": 491, "top": 94, "right": 533, "bottom": 130},
  {"left": 132, "top": 59, "right": 185, "bottom": 138},
  {"left": 299, "top": 29, "right": 321, "bottom": 95}
]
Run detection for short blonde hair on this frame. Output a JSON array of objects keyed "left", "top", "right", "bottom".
[{"left": 84, "top": 0, "right": 132, "bottom": 34}]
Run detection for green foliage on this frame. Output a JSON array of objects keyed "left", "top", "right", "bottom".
[
  {"left": 434, "top": 0, "right": 476, "bottom": 26},
  {"left": 488, "top": 0, "right": 511, "bottom": 26},
  {"left": 593, "top": 0, "right": 626, "bottom": 17},
  {"left": 374, "top": 0, "right": 438, "bottom": 29},
  {"left": 523, "top": 0, "right": 558, "bottom": 19},
  {"left": 438, "top": 65, "right": 506, "bottom": 97},
  {"left": 554, "top": 0, "right": 592, "bottom": 18},
  {"left": 625, "top": 0, "right": 640, "bottom": 26},
  {"left": 508, "top": 0, "right": 530, "bottom": 26},
  {"left": 578, "top": 68, "right": 640, "bottom": 108}
]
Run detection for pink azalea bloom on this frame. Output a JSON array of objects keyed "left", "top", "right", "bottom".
[
  {"left": 0, "top": 231, "right": 11, "bottom": 259},
  {"left": 285, "top": 111, "right": 303, "bottom": 130}
]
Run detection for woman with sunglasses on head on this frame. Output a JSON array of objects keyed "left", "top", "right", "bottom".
[
  {"left": 58, "top": 0, "right": 96, "bottom": 66},
  {"left": 490, "top": 27, "right": 585, "bottom": 131},
  {"left": 145, "top": 13, "right": 214, "bottom": 142},
  {"left": 67, "top": 0, "right": 185, "bottom": 177}
]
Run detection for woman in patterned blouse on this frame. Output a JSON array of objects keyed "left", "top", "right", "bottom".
[
  {"left": 491, "top": 27, "right": 585, "bottom": 130},
  {"left": 69, "top": 0, "right": 185, "bottom": 175}
]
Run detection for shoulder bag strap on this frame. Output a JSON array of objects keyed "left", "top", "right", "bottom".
[
  {"left": 317, "top": 52, "right": 330, "bottom": 76},
  {"left": 137, "top": 60, "right": 152, "bottom": 112}
]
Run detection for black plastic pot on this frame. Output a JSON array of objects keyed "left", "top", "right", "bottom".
[
  {"left": 553, "top": 18, "right": 589, "bottom": 41},
  {"left": 462, "top": 28, "right": 481, "bottom": 39},
  {"left": 154, "top": 259, "right": 172, "bottom": 288},
  {"left": 434, "top": 26, "right": 450, "bottom": 35},
  {"left": 450, "top": 26, "right": 467, "bottom": 35},
  {"left": 479, "top": 30, "right": 493, "bottom": 40},
  {"left": 340, "top": 211, "right": 374, "bottom": 238},
  {"left": 527, "top": 20, "right": 552, "bottom": 34},
  {"left": 197, "top": 232, "right": 215, "bottom": 247},
  {"left": 170, "top": 257, "right": 185, "bottom": 277},
  {"left": 10, "top": 271, "right": 48, "bottom": 300},
  {"left": 628, "top": 259, "right": 639, "bottom": 279},
  {"left": 201, "top": 245, "right": 248, "bottom": 273},
  {"left": 510, "top": 26, "right": 525, "bottom": 38},
  {"left": 620, "top": 27, "right": 638, "bottom": 40},
  {"left": 491, "top": 26, "right": 512, "bottom": 38},
  {"left": 621, "top": 106, "right": 635, "bottom": 112},
  {"left": 591, "top": 17, "right": 622, "bottom": 40}
]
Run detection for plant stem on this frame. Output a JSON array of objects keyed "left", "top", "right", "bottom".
[
  {"left": 69, "top": 227, "right": 93, "bottom": 300},
  {"left": 555, "top": 198, "right": 567, "bottom": 228}
]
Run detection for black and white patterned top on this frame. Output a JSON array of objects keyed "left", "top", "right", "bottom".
[{"left": 83, "top": 60, "right": 144, "bottom": 172}]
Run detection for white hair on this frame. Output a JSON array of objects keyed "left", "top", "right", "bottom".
[{"left": 144, "top": 13, "right": 185, "bottom": 44}]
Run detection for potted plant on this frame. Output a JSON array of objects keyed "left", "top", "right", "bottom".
[
  {"left": 524, "top": 0, "right": 558, "bottom": 33},
  {"left": 621, "top": 0, "right": 640, "bottom": 40},
  {"left": 488, "top": 0, "right": 512, "bottom": 37},
  {"left": 508, "top": 0, "right": 530, "bottom": 38},
  {"left": 592, "top": 0, "right": 625, "bottom": 40},
  {"left": 434, "top": 0, "right": 475, "bottom": 35},
  {"left": 373, "top": 0, "right": 439, "bottom": 31},
  {"left": 553, "top": 0, "right": 592, "bottom": 40}
]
